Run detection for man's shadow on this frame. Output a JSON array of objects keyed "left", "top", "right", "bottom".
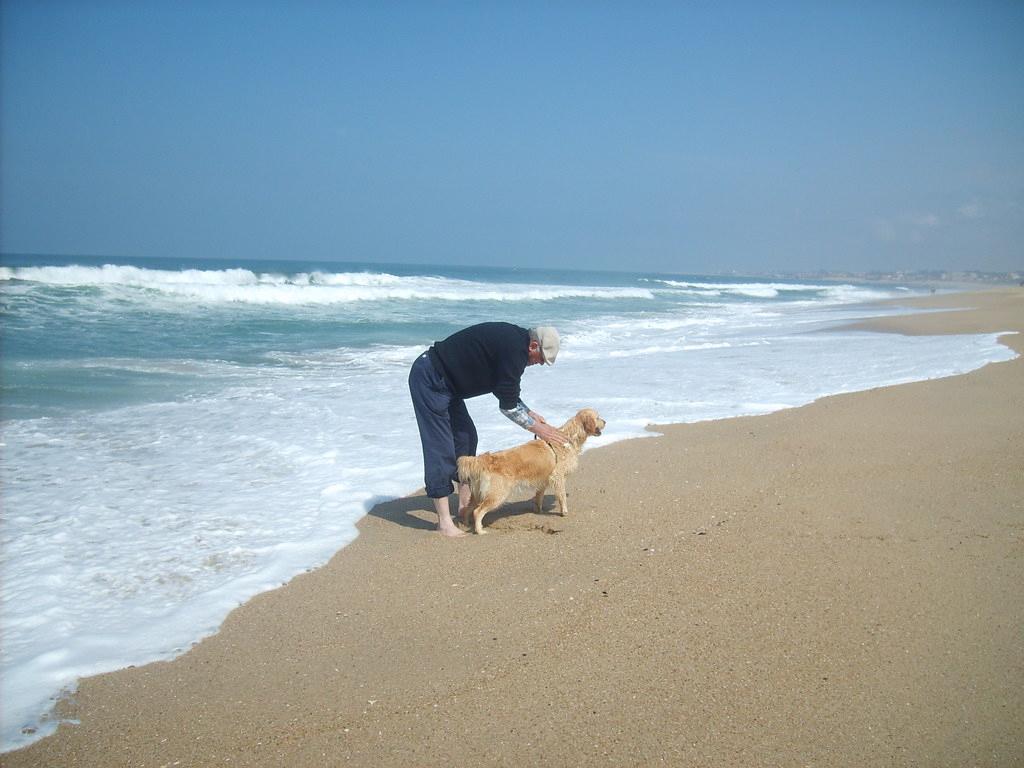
[
  {"left": 367, "top": 493, "right": 560, "bottom": 531},
  {"left": 365, "top": 495, "right": 437, "bottom": 532}
]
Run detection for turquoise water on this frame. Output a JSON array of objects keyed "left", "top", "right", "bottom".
[{"left": 2, "top": 256, "right": 670, "bottom": 418}]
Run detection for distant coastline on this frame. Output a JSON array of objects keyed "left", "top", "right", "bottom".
[{"left": 716, "top": 268, "right": 1024, "bottom": 289}]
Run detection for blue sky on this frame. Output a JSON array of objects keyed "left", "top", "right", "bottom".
[{"left": 2, "top": 1, "right": 1021, "bottom": 273}]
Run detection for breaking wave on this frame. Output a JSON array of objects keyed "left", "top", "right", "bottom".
[{"left": 0, "top": 265, "right": 653, "bottom": 305}]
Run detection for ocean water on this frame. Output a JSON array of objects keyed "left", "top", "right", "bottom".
[{"left": 0, "top": 255, "right": 1016, "bottom": 749}]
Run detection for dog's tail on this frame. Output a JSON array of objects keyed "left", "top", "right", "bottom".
[{"left": 456, "top": 454, "right": 489, "bottom": 499}]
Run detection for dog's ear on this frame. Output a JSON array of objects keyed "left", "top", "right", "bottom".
[{"left": 582, "top": 409, "right": 598, "bottom": 434}]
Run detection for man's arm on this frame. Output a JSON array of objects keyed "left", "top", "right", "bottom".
[{"left": 500, "top": 401, "right": 567, "bottom": 444}]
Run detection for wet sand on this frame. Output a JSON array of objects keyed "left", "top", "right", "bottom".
[{"left": 4, "top": 288, "right": 1022, "bottom": 767}]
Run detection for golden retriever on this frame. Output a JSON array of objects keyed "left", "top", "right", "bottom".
[{"left": 456, "top": 408, "right": 606, "bottom": 534}]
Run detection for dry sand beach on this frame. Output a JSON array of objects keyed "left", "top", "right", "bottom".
[{"left": 4, "top": 289, "right": 1022, "bottom": 768}]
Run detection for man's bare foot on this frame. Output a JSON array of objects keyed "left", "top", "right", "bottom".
[{"left": 438, "top": 519, "right": 466, "bottom": 537}]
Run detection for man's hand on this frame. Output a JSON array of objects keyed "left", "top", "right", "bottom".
[{"left": 531, "top": 420, "right": 568, "bottom": 445}]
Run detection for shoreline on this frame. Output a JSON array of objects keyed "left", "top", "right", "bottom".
[{"left": 4, "top": 288, "right": 1022, "bottom": 767}]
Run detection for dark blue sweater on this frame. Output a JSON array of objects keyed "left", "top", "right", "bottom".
[{"left": 431, "top": 322, "right": 530, "bottom": 411}]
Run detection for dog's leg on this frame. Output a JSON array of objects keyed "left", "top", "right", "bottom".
[
  {"left": 533, "top": 486, "right": 546, "bottom": 514},
  {"left": 554, "top": 477, "right": 569, "bottom": 516},
  {"left": 471, "top": 498, "right": 500, "bottom": 534}
]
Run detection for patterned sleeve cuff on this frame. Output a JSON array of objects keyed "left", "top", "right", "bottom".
[{"left": 500, "top": 400, "right": 536, "bottom": 429}]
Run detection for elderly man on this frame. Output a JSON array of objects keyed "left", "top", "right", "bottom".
[{"left": 408, "top": 322, "right": 566, "bottom": 537}]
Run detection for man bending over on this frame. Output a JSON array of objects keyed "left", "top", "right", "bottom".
[{"left": 408, "top": 323, "right": 566, "bottom": 536}]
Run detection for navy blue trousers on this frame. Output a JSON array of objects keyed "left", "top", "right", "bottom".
[{"left": 409, "top": 352, "right": 478, "bottom": 499}]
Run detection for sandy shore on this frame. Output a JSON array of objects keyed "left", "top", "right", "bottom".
[{"left": 4, "top": 289, "right": 1022, "bottom": 768}]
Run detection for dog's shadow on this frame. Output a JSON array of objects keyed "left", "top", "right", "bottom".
[
  {"left": 477, "top": 497, "right": 564, "bottom": 530},
  {"left": 368, "top": 494, "right": 562, "bottom": 532}
]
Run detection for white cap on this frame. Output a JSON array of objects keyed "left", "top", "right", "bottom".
[{"left": 533, "top": 326, "right": 560, "bottom": 365}]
